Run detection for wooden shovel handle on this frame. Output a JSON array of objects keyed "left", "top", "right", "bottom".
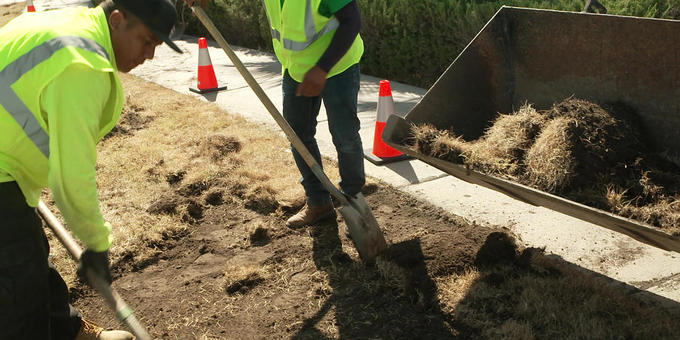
[
  {"left": 189, "top": 5, "right": 349, "bottom": 205},
  {"left": 37, "top": 201, "right": 152, "bottom": 340}
]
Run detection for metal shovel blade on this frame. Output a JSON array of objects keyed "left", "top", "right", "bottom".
[{"left": 339, "top": 193, "right": 387, "bottom": 264}]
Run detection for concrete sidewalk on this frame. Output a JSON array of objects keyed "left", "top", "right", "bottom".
[{"left": 9, "top": 0, "right": 679, "bottom": 305}]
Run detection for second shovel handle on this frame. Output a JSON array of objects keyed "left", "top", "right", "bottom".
[
  {"left": 37, "top": 201, "right": 152, "bottom": 340},
  {"left": 190, "top": 5, "right": 349, "bottom": 205}
]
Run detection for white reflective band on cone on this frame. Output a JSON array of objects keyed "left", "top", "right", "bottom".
[
  {"left": 198, "top": 47, "right": 212, "bottom": 66},
  {"left": 376, "top": 95, "right": 396, "bottom": 122}
]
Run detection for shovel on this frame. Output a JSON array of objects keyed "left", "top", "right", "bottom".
[
  {"left": 37, "top": 201, "right": 152, "bottom": 340},
  {"left": 189, "top": 5, "right": 387, "bottom": 263}
]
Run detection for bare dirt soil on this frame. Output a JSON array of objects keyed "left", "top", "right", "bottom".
[{"left": 74, "top": 180, "right": 502, "bottom": 339}]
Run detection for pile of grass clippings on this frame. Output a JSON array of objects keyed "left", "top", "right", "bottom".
[
  {"left": 524, "top": 116, "right": 576, "bottom": 192},
  {"left": 467, "top": 104, "right": 545, "bottom": 178},
  {"left": 407, "top": 97, "right": 680, "bottom": 235}
]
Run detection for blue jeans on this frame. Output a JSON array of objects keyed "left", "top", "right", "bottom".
[{"left": 282, "top": 64, "right": 365, "bottom": 205}]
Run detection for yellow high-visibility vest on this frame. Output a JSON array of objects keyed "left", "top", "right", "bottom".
[
  {"left": 263, "top": 0, "right": 363, "bottom": 82},
  {"left": 0, "top": 7, "right": 123, "bottom": 250}
]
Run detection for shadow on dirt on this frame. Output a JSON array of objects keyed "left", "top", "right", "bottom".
[
  {"left": 447, "top": 236, "right": 680, "bottom": 339},
  {"left": 291, "top": 224, "right": 680, "bottom": 339},
  {"left": 291, "top": 219, "right": 457, "bottom": 339}
]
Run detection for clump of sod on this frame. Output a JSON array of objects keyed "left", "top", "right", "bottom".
[
  {"left": 409, "top": 123, "right": 445, "bottom": 157},
  {"left": 541, "top": 98, "right": 643, "bottom": 189},
  {"left": 523, "top": 116, "right": 577, "bottom": 192},
  {"left": 431, "top": 130, "right": 468, "bottom": 164},
  {"left": 467, "top": 104, "right": 545, "bottom": 178}
]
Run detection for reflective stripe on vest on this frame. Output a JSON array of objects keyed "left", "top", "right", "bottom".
[
  {"left": 0, "top": 36, "right": 108, "bottom": 158},
  {"left": 262, "top": 0, "right": 339, "bottom": 51}
]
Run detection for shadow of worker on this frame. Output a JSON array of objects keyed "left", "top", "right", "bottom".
[{"left": 291, "top": 220, "right": 457, "bottom": 339}]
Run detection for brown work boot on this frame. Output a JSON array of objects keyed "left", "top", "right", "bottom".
[
  {"left": 75, "top": 318, "right": 135, "bottom": 340},
  {"left": 286, "top": 202, "right": 336, "bottom": 228}
]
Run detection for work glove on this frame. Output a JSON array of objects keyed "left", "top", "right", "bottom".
[{"left": 77, "top": 249, "right": 113, "bottom": 286}]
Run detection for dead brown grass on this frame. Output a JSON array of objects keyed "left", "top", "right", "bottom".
[
  {"left": 408, "top": 123, "right": 446, "bottom": 157},
  {"left": 468, "top": 104, "right": 545, "bottom": 177},
  {"left": 437, "top": 248, "right": 680, "bottom": 340},
  {"left": 432, "top": 130, "right": 468, "bottom": 164},
  {"left": 616, "top": 198, "right": 680, "bottom": 229},
  {"left": 0, "top": 3, "right": 23, "bottom": 27},
  {"left": 222, "top": 264, "right": 267, "bottom": 295},
  {"left": 524, "top": 116, "right": 577, "bottom": 192}
]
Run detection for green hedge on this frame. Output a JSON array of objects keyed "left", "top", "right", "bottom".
[
  {"left": 94, "top": 0, "right": 679, "bottom": 88},
  {"left": 177, "top": 1, "right": 271, "bottom": 51},
  {"left": 361, "top": 0, "right": 678, "bottom": 87}
]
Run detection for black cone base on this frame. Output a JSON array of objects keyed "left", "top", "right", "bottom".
[
  {"left": 189, "top": 85, "right": 227, "bottom": 94},
  {"left": 363, "top": 149, "right": 412, "bottom": 165}
]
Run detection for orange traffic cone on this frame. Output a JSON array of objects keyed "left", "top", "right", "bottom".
[
  {"left": 189, "top": 37, "right": 227, "bottom": 94},
  {"left": 26, "top": 0, "right": 36, "bottom": 12},
  {"left": 364, "top": 80, "right": 411, "bottom": 165}
]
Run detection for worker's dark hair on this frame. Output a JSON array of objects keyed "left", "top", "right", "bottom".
[{"left": 99, "top": 0, "right": 141, "bottom": 28}]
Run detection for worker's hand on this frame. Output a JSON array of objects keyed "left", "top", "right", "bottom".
[
  {"left": 183, "top": 0, "right": 210, "bottom": 7},
  {"left": 77, "top": 249, "right": 112, "bottom": 286},
  {"left": 296, "top": 66, "right": 328, "bottom": 97}
]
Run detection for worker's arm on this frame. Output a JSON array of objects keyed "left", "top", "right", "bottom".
[
  {"left": 296, "top": 0, "right": 361, "bottom": 97},
  {"left": 316, "top": 1, "right": 361, "bottom": 74},
  {"left": 43, "top": 64, "right": 113, "bottom": 252}
]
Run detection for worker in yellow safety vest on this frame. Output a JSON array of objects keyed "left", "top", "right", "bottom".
[
  {"left": 187, "top": 0, "right": 365, "bottom": 228},
  {"left": 0, "top": 0, "right": 181, "bottom": 339}
]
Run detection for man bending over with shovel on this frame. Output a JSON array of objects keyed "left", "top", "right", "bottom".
[
  {"left": 0, "top": 0, "right": 181, "bottom": 339},
  {"left": 188, "top": 0, "right": 365, "bottom": 228}
]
